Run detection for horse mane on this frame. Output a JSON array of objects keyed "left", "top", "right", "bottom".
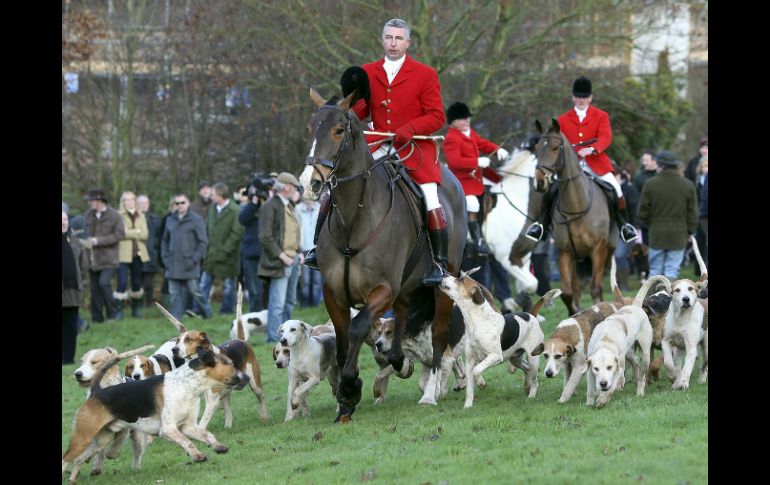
[{"left": 497, "top": 148, "right": 535, "bottom": 175}]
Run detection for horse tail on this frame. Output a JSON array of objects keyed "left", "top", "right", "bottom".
[
  {"left": 529, "top": 289, "right": 562, "bottom": 317},
  {"left": 610, "top": 256, "right": 625, "bottom": 304},
  {"left": 632, "top": 276, "right": 671, "bottom": 308},
  {"left": 405, "top": 285, "right": 435, "bottom": 336}
]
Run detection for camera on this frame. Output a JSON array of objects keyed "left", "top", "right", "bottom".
[{"left": 244, "top": 172, "right": 275, "bottom": 201}]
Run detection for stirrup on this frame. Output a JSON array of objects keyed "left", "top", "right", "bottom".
[
  {"left": 304, "top": 247, "right": 320, "bottom": 270},
  {"left": 525, "top": 222, "right": 544, "bottom": 242},
  {"left": 421, "top": 262, "right": 447, "bottom": 287},
  {"left": 620, "top": 224, "right": 638, "bottom": 244}
]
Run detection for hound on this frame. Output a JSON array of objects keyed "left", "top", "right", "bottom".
[
  {"left": 229, "top": 309, "right": 269, "bottom": 342},
  {"left": 371, "top": 309, "right": 466, "bottom": 404},
  {"left": 124, "top": 353, "right": 175, "bottom": 381},
  {"left": 62, "top": 346, "right": 247, "bottom": 484},
  {"left": 662, "top": 277, "right": 708, "bottom": 390},
  {"left": 156, "top": 303, "right": 270, "bottom": 429},
  {"left": 585, "top": 276, "right": 670, "bottom": 408},
  {"left": 272, "top": 321, "right": 335, "bottom": 370},
  {"left": 439, "top": 268, "right": 559, "bottom": 408},
  {"left": 280, "top": 320, "right": 340, "bottom": 421}
]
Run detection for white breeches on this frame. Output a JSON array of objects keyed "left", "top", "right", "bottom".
[
  {"left": 420, "top": 183, "right": 441, "bottom": 211},
  {"left": 465, "top": 195, "right": 480, "bottom": 213}
]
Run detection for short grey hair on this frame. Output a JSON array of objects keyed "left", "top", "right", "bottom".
[
  {"left": 272, "top": 180, "right": 286, "bottom": 192},
  {"left": 383, "top": 18, "right": 410, "bottom": 40}
]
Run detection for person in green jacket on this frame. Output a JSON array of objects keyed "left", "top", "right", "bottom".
[
  {"left": 638, "top": 151, "right": 698, "bottom": 280},
  {"left": 193, "top": 182, "right": 244, "bottom": 315}
]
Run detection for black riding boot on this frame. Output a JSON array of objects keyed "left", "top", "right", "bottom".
[
  {"left": 468, "top": 218, "right": 491, "bottom": 256},
  {"left": 131, "top": 298, "right": 142, "bottom": 318},
  {"left": 525, "top": 183, "right": 557, "bottom": 242},
  {"left": 422, "top": 207, "right": 449, "bottom": 287},
  {"left": 616, "top": 196, "right": 639, "bottom": 243},
  {"left": 304, "top": 193, "right": 331, "bottom": 270}
]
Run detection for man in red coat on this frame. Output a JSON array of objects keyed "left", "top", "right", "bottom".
[
  {"left": 525, "top": 76, "right": 638, "bottom": 243},
  {"left": 444, "top": 101, "right": 508, "bottom": 256},
  {"left": 304, "top": 18, "right": 450, "bottom": 286}
]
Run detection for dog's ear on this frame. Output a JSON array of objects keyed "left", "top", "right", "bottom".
[
  {"left": 565, "top": 345, "right": 575, "bottom": 357},
  {"left": 613, "top": 355, "right": 620, "bottom": 370},
  {"left": 531, "top": 343, "right": 544, "bottom": 356},
  {"left": 106, "top": 347, "right": 118, "bottom": 356},
  {"left": 472, "top": 285, "right": 485, "bottom": 305},
  {"left": 272, "top": 347, "right": 278, "bottom": 361},
  {"left": 585, "top": 357, "right": 592, "bottom": 368},
  {"left": 301, "top": 322, "right": 310, "bottom": 335},
  {"left": 199, "top": 332, "right": 211, "bottom": 346}
]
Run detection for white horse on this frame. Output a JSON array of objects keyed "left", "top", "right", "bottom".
[{"left": 483, "top": 147, "right": 541, "bottom": 312}]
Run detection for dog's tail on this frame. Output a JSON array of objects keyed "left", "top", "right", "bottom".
[
  {"left": 690, "top": 235, "right": 708, "bottom": 281},
  {"left": 235, "top": 283, "right": 246, "bottom": 340},
  {"left": 529, "top": 289, "right": 562, "bottom": 317},
  {"left": 90, "top": 344, "right": 155, "bottom": 393},
  {"left": 632, "top": 275, "right": 671, "bottom": 308},
  {"left": 154, "top": 301, "right": 187, "bottom": 334},
  {"left": 610, "top": 256, "right": 625, "bottom": 304}
]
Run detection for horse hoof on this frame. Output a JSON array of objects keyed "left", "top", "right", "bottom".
[
  {"left": 418, "top": 397, "right": 437, "bottom": 406},
  {"left": 334, "top": 405, "right": 356, "bottom": 423}
]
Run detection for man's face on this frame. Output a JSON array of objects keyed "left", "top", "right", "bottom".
[
  {"left": 137, "top": 196, "right": 150, "bottom": 213},
  {"left": 641, "top": 153, "right": 657, "bottom": 171},
  {"left": 572, "top": 94, "right": 592, "bottom": 110},
  {"left": 450, "top": 118, "right": 471, "bottom": 132},
  {"left": 382, "top": 26, "right": 410, "bottom": 61},
  {"left": 211, "top": 191, "right": 226, "bottom": 206},
  {"left": 62, "top": 211, "right": 69, "bottom": 233},
  {"left": 87, "top": 199, "right": 99, "bottom": 211},
  {"left": 199, "top": 186, "right": 212, "bottom": 200},
  {"left": 700, "top": 144, "right": 708, "bottom": 157},
  {"left": 174, "top": 197, "right": 190, "bottom": 216}
]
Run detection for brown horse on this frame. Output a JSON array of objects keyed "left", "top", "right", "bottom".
[
  {"left": 523, "top": 119, "right": 617, "bottom": 315},
  {"left": 300, "top": 87, "right": 467, "bottom": 422}
]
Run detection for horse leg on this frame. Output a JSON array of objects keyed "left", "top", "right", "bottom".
[
  {"left": 590, "top": 241, "right": 610, "bottom": 303},
  {"left": 557, "top": 251, "right": 577, "bottom": 315},
  {"left": 323, "top": 284, "right": 352, "bottom": 421},
  {"left": 386, "top": 295, "right": 414, "bottom": 379},
  {"left": 337, "top": 284, "right": 392, "bottom": 422},
  {"left": 571, "top": 260, "right": 583, "bottom": 313},
  {"left": 419, "top": 289, "right": 453, "bottom": 405}
]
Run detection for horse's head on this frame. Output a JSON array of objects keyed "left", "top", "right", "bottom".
[
  {"left": 299, "top": 87, "right": 361, "bottom": 198},
  {"left": 532, "top": 119, "right": 566, "bottom": 193}
]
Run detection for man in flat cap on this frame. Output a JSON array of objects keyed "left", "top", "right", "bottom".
[
  {"left": 525, "top": 76, "right": 638, "bottom": 244},
  {"left": 258, "top": 172, "right": 304, "bottom": 343},
  {"left": 638, "top": 151, "right": 698, "bottom": 279}
]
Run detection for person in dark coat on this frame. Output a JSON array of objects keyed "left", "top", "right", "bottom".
[
  {"left": 239, "top": 190, "right": 267, "bottom": 313},
  {"left": 161, "top": 194, "right": 210, "bottom": 320},
  {"left": 83, "top": 189, "right": 125, "bottom": 322},
  {"left": 638, "top": 151, "right": 698, "bottom": 280},
  {"left": 138, "top": 195, "right": 161, "bottom": 307},
  {"left": 63, "top": 211, "right": 88, "bottom": 364}
]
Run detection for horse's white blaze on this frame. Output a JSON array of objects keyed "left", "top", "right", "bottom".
[
  {"left": 307, "top": 137, "right": 317, "bottom": 158},
  {"left": 483, "top": 149, "right": 539, "bottom": 295},
  {"left": 299, "top": 165, "right": 315, "bottom": 195}
]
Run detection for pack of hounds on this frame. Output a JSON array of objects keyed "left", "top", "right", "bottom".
[{"left": 63, "top": 239, "right": 708, "bottom": 483}]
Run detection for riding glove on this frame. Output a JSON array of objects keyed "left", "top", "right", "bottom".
[
  {"left": 496, "top": 148, "right": 509, "bottom": 161},
  {"left": 477, "top": 156, "right": 491, "bottom": 168},
  {"left": 394, "top": 124, "right": 415, "bottom": 150}
]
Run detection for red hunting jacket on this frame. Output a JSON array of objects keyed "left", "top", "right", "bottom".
[
  {"left": 353, "top": 54, "right": 445, "bottom": 185},
  {"left": 557, "top": 105, "right": 613, "bottom": 176},
  {"left": 444, "top": 127, "right": 500, "bottom": 196}
]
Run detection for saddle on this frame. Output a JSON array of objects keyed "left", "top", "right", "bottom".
[{"left": 583, "top": 170, "right": 619, "bottom": 206}]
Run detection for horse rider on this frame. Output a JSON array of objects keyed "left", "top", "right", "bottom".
[
  {"left": 524, "top": 76, "right": 638, "bottom": 244},
  {"left": 304, "top": 18, "right": 450, "bottom": 286},
  {"left": 443, "top": 101, "right": 508, "bottom": 257}
]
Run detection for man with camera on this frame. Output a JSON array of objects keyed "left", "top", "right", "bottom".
[
  {"left": 258, "top": 173, "right": 304, "bottom": 343},
  {"left": 238, "top": 174, "right": 274, "bottom": 313}
]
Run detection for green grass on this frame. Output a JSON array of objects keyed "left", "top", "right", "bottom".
[{"left": 62, "top": 268, "right": 707, "bottom": 484}]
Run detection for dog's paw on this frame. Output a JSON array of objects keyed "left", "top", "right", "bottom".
[
  {"left": 672, "top": 380, "right": 689, "bottom": 390},
  {"left": 213, "top": 444, "right": 229, "bottom": 454},
  {"left": 418, "top": 396, "right": 437, "bottom": 406},
  {"left": 192, "top": 453, "right": 207, "bottom": 463},
  {"left": 453, "top": 382, "right": 466, "bottom": 391},
  {"left": 558, "top": 395, "right": 571, "bottom": 404},
  {"left": 373, "top": 396, "right": 385, "bottom": 405}
]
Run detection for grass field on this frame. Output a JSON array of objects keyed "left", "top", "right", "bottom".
[{"left": 62, "top": 268, "right": 707, "bottom": 484}]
